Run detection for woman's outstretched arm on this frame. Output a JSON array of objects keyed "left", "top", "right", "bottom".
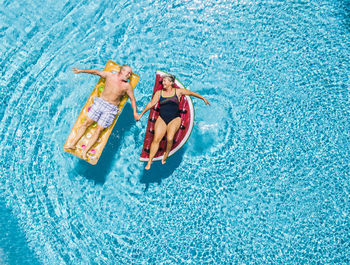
[{"left": 178, "top": 88, "right": 210, "bottom": 105}]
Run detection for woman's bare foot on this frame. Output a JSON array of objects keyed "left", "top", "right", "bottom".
[
  {"left": 161, "top": 154, "right": 168, "bottom": 164},
  {"left": 145, "top": 161, "right": 152, "bottom": 170}
]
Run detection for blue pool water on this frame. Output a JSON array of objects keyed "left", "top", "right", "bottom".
[{"left": 1, "top": 0, "right": 349, "bottom": 264}]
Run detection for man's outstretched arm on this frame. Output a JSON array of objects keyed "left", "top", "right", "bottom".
[{"left": 73, "top": 68, "right": 109, "bottom": 78}]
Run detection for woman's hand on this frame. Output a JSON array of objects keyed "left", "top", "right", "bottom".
[
  {"left": 203, "top": 98, "right": 210, "bottom": 105},
  {"left": 135, "top": 113, "right": 143, "bottom": 121},
  {"left": 134, "top": 113, "right": 140, "bottom": 121},
  {"left": 135, "top": 112, "right": 143, "bottom": 121}
]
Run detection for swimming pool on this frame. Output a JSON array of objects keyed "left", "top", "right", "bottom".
[{"left": 0, "top": 0, "right": 349, "bottom": 264}]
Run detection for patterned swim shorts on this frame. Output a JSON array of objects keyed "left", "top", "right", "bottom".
[{"left": 87, "top": 97, "right": 119, "bottom": 128}]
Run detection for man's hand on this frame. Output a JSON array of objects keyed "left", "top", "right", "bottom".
[
  {"left": 134, "top": 113, "right": 140, "bottom": 121},
  {"left": 73, "top": 68, "right": 83, "bottom": 74},
  {"left": 203, "top": 98, "right": 210, "bottom": 106}
]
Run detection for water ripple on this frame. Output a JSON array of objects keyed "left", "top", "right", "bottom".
[{"left": 0, "top": 0, "right": 349, "bottom": 264}]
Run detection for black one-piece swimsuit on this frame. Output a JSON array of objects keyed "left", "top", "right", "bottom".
[{"left": 159, "top": 90, "right": 180, "bottom": 124}]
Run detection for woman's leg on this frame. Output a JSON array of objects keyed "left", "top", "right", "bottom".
[
  {"left": 162, "top": 117, "right": 181, "bottom": 164},
  {"left": 146, "top": 117, "right": 167, "bottom": 170}
]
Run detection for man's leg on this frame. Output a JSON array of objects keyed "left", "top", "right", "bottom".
[
  {"left": 162, "top": 117, "right": 181, "bottom": 164},
  {"left": 64, "top": 117, "right": 95, "bottom": 150},
  {"left": 146, "top": 117, "right": 167, "bottom": 170},
  {"left": 81, "top": 105, "right": 117, "bottom": 160},
  {"left": 81, "top": 125, "right": 105, "bottom": 160}
]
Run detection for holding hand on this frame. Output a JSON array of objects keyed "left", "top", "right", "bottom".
[
  {"left": 138, "top": 113, "right": 144, "bottom": 120},
  {"left": 134, "top": 113, "right": 141, "bottom": 121}
]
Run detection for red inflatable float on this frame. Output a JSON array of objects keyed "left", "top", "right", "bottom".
[{"left": 140, "top": 70, "right": 194, "bottom": 162}]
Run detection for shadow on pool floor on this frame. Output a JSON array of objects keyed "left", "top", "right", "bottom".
[
  {"left": 139, "top": 147, "right": 185, "bottom": 192},
  {"left": 74, "top": 103, "right": 135, "bottom": 185}
]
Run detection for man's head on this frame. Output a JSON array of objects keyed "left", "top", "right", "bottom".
[{"left": 119, "top": 64, "right": 132, "bottom": 81}]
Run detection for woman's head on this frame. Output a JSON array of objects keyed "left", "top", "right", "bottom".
[{"left": 162, "top": 74, "right": 175, "bottom": 87}]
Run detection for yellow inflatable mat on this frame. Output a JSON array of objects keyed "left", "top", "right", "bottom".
[{"left": 63, "top": 60, "right": 139, "bottom": 165}]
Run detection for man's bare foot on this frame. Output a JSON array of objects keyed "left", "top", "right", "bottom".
[
  {"left": 82, "top": 152, "right": 88, "bottom": 160},
  {"left": 64, "top": 144, "right": 76, "bottom": 150}
]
